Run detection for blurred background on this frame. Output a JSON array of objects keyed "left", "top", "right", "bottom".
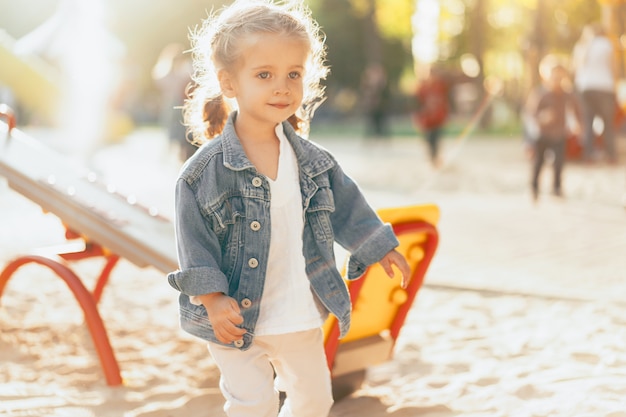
[{"left": 1, "top": 0, "right": 624, "bottom": 146}]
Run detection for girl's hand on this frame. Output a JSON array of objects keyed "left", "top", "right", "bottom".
[
  {"left": 197, "top": 293, "right": 246, "bottom": 345},
  {"left": 379, "top": 249, "right": 412, "bottom": 289}
]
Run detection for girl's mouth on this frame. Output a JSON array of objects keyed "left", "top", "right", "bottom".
[{"left": 270, "top": 103, "right": 290, "bottom": 109}]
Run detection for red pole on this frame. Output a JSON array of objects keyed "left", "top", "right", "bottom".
[
  {"left": 0, "top": 103, "right": 17, "bottom": 137},
  {"left": 0, "top": 255, "right": 123, "bottom": 386},
  {"left": 93, "top": 255, "right": 119, "bottom": 304}
]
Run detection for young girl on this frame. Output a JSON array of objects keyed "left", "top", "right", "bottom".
[{"left": 167, "top": 1, "right": 411, "bottom": 416}]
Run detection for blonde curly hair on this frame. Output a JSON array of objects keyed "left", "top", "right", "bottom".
[{"left": 184, "top": 0, "right": 329, "bottom": 145}]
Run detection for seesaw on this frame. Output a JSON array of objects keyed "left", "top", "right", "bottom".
[
  {"left": 326, "top": 204, "right": 439, "bottom": 399},
  {"left": 0, "top": 108, "right": 176, "bottom": 386},
  {"left": 0, "top": 108, "right": 439, "bottom": 398}
]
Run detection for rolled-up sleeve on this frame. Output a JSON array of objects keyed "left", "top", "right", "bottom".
[
  {"left": 167, "top": 179, "right": 229, "bottom": 296},
  {"left": 327, "top": 163, "right": 399, "bottom": 280},
  {"left": 345, "top": 223, "right": 398, "bottom": 279}
]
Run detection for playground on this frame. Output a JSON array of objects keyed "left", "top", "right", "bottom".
[
  {"left": 1, "top": 123, "right": 626, "bottom": 416},
  {"left": 2, "top": 0, "right": 626, "bottom": 415}
]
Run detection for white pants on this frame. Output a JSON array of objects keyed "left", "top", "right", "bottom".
[{"left": 207, "top": 328, "right": 334, "bottom": 417}]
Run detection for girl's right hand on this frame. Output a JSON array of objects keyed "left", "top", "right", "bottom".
[{"left": 198, "top": 293, "right": 246, "bottom": 345}]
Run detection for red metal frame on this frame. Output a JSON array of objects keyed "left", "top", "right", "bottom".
[
  {"left": 324, "top": 274, "right": 367, "bottom": 370},
  {"left": 0, "top": 230, "right": 123, "bottom": 386},
  {"left": 324, "top": 220, "right": 439, "bottom": 372},
  {"left": 0, "top": 104, "right": 16, "bottom": 137},
  {"left": 389, "top": 221, "right": 439, "bottom": 340}
]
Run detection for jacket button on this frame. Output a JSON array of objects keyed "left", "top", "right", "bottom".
[
  {"left": 241, "top": 298, "right": 252, "bottom": 308},
  {"left": 252, "top": 177, "right": 263, "bottom": 187},
  {"left": 248, "top": 258, "right": 259, "bottom": 268},
  {"left": 250, "top": 221, "right": 261, "bottom": 231},
  {"left": 233, "top": 339, "right": 244, "bottom": 348}
]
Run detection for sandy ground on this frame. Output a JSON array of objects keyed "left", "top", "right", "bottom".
[{"left": 1, "top": 125, "right": 626, "bottom": 417}]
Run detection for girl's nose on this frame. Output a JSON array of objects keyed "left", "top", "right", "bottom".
[{"left": 274, "top": 80, "right": 290, "bottom": 95}]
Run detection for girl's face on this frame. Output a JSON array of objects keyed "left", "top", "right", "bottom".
[{"left": 221, "top": 33, "right": 309, "bottom": 132}]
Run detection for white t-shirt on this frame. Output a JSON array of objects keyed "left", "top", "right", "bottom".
[
  {"left": 574, "top": 36, "right": 615, "bottom": 93},
  {"left": 189, "top": 124, "right": 324, "bottom": 336},
  {"left": 191, "top": 124, "right": 325, "bottom": 335},
  {"left": 254, "top": 124, "right": 324, "bottom": 335}
]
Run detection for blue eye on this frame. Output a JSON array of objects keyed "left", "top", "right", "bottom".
[
  {"left": 258, "top": 72, "right": 270, "bottom": 79},
  {"left": 289, "top": 72, "right": 301, "bottom": 79}
]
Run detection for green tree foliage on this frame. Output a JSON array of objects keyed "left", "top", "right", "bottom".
[
  {"left": 310, "top": 0, "right": 413, "bottom": 114},
  {"left": 452, "top": 0, "right": 601, "bottom": 82},
  {"left": 366, "top": 0, "right": 414, "bottom": 40},
  {"left": 310, "top": 0, "right": 368, "bottom": 91},
  {"left": 437, "top": 0, "right": 603, "bottom": 118}
]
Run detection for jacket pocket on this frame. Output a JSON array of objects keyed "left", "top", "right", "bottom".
[
  {"left": 306, "top": 186, "right": 335, "bottom": 242},
  {"left": 207, "top": 196, "right": 246, "bottom": 277}
]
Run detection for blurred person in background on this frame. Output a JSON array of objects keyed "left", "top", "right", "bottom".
[
  {"left": 361, "top": 62, "right": 391, "bottom": 139},
  {"left": 524, "top": 56, "right": 582, "bottom": 202},
  {"left": 571, "top": 22, "right": 618, "bottom": 164},
  {"left": 152, "top": 42, "right": 196, "bottom": 162},
  {"left": 413, "top": 67, "right": 450, "bottom": 168}
]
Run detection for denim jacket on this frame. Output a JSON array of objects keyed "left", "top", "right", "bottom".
[{"left": 167, "top": 113, "right": 399, "bottom": 350}]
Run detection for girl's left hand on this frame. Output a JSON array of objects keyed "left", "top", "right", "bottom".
[{"left": 379, "top": 249, "right": 412, "bottom": 289}]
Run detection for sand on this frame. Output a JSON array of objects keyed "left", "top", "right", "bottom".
[{"left": 2, "top": 126, "right": 626, "bottom": 416}]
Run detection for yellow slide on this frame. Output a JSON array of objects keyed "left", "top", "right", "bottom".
[
  {"left": 0, "top": 30, "right": 62, "bottom": 124},
  {"left": 0, "top": 30, "right": 133, "bottom": 141},
  {"left": 323, "top": 204, "right": 441, "bottom": 400}
]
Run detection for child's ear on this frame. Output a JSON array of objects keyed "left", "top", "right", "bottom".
[{"left": 218, "top": 69, "right": 236, "bottom": 98}]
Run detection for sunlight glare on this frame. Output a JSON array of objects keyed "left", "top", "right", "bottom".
[
  {"left": 55, "top": 0, "right": 122, "bottom": 159},
  {"left": 412, "top": 0, "right": 440, "bottom": 64},
  {"left": 487, "top": 6, "right": 518, "bottom": 29},
  {"left": 460, "top": 53, "right": 481, "bottom": 78}
]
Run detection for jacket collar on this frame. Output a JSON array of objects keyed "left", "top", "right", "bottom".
[
  {"left": 221, "top": 112, "right": 335, "bottom": 178},
  {"left": 221, "top": 113, "right": 255, "bottom": 172}
]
